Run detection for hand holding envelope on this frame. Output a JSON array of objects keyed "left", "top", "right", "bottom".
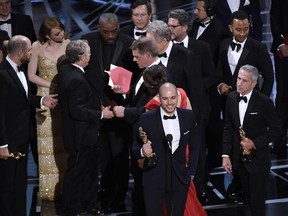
[{"left": 105, "top": 64, "right": 132, "bottom": 94}]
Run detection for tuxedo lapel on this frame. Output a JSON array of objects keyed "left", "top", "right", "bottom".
[
  {"left": 8, "top": 68, "right": 28, "bottom": 99},
  {"left": 233, "top": 93, "right": 241, "bottom": 127},
  {"left": 242, "top": 90, "right": 257, "bottom": 128},
  {"left": 166, "top": 45, "right": 177, "bottom": 73},
  {"left": 156, "top": 108, "right": 167, "bottom": 143},
  {"left": 235, "top": 38, "right": 251, "bottom": 75},
  {"left": 111, "top": 40, "right": 123, "bottom": 64},
  {"left": 95, "top": 39, "right": 104, "bottom": 75}
]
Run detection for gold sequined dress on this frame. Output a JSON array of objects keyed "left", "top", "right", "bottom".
[{"left": 36, "top": 42, "right": 67, "bottom": 201}]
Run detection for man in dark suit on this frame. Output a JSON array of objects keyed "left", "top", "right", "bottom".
[
  {"left": 222, "top": 64, "right": 281, "bottom": 216},
  {"left": 133, "top": 83, "right": 199, "bottom": 216},
  {"left": 215, "top": 0, "right": 263, "bottom": 41},
  {"left": 190, "top": 0, "right": 225, "bottom": 64},
  {"left": 81, "top": 13, "right": 138, "bottom": 212},
  {"left": 168, "top": 8, "right": 217, "bottom": 204},
  {"left": 121, "top": 0, "right": 152, "bottom": 40},
  {"left": 0, "top": 0, "right": 36, "bottom": 42},
  {"left": 57, "top": 40, "right": 114, "bottom": 215},
  {"left": 0, "top": 35, "right": 57, "bottom": 216},
  {"left": 113, "top": 37, "right": 163, "bottom": 216},
  {"left": 270, "top": 0, "right": 288, "bottom": 159}
]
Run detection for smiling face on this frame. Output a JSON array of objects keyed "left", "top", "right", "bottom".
[
  {"left": 159, "top": 83, "right": 178, "bottom": 115},
  {"left": 0, "top": 0, "right": 11, "bottom": 19}
]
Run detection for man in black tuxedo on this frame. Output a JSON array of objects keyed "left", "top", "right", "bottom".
[
  {"left": 133, "top": 83, "right": 199, "bottom": 216},
  {"left": 81, "top": 13, "right": 138, "bottom": 212},
  {"left": 57, "top": 40, "right": 114, "bottom": 215},
  {"left": 270, "top": 0, "right": 288, "bottom": 159},
  {"left": 0, "top": 35, "right": 57, "bottom": 216},
  {"left": 215, "top": 0, "right": 263, "bottom": 41},
  {"left": 222, "top": 64, "right": 281, "bottom": 216},
  {"left": 0, "top": 0, "right": 38, "bottom": 166},
  {"left": 113, "top": 37, "right": 163, "bottom": 216},
  {"left": 121, "top": 0, "right": 152, "bottom": 40},
  {"left": 168, "top": 8, "right": 217, "bottom": 204},
  {"left": 190, "top": 0, "right": 225, "bottom": 64}
]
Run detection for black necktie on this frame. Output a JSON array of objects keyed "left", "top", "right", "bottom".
[
  {"left": 135, "top": 31, "right": 146, "bottom": 37},
  {"left": 237, "top": 95, "right": 247, "bottom": 103},
  {"left": 163, "top": 114, "right": 176, "bottom": 120},
  {"left": 158, "top": 52, "right": 167, "bottom": 58},
  {"left": 230, "top": 41, "right": 241, "bottom": 52},
  {"left": 0, "top": 19, "right": 11, "bottom": 25}
]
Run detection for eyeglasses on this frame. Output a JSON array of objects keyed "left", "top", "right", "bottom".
[
  {"left": 168, "top": 24, "right": 182, "bottom": 30},
  {"left": 132, "top": 13, "right": 148, "bottom": 18}
]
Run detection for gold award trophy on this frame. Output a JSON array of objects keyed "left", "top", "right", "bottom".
[
  {"left": 139, "top": 127, "right": 158, "bottom": 166},
  {"left": 239, "top": 126, "right": 255, "bottom": 163}
]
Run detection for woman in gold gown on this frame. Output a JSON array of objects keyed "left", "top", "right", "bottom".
[{"left": 28, "top": 17, "right": 69, "bottom": 201}]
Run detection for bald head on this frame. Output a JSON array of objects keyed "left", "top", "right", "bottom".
[
  {"left": 8, "top": 35, "right": 32, "bottom": 65},
  {"left": 159, "top": 83, "right": 178, "bottom": 115}
]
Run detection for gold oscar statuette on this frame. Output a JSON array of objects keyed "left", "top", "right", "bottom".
[
  {"left": 9, "top": 152, "right": 25, "bottom": 159},
  {"left": 239, "top": 126, "right": 255, "bottom": 163},
  {"left": 139, "top": 127, "right": 157, "bottom": 166}
]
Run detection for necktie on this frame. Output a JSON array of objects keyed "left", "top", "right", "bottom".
[
  {"left": 0, "top": 19, "right": 11, "bottom": 25},
  {"left": 135, "top": 31, "right": 146, "bottom": 37},
  {"left": 163, "top": 114, "right": 176, "bottom": 120},
  {"left": 230, "top": 41, "right": 241, "bottom": 52},
  {"left": 237, "top": 95, "right": 247, "bottom": 103},
  {"left": 158, "top": 52, "right": 167, "bottom": 58}
]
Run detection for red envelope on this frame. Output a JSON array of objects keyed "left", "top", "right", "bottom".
[{"left": 109, "top": 67, "right": 132, "bottom": 93}]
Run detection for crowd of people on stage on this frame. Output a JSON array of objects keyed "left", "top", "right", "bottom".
[{"left": 0, "top": 0, "right": 287, "bottom": 215}]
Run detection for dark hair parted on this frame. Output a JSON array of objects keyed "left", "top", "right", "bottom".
[
  {"left": 131, "top": 0, "right": 152, "bottom": 15},
  {"left": 38, "top": 17, "right": 67, "bottom": 44},
  {"left": 143, "top": 64, "right": 167, "bottom": 95},
  {"left": 230, "top": 10, "right": 249, "bottom": 24}
]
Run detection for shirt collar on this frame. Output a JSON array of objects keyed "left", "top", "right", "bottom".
[
  {"left": 240, "top": 89, "right": 253, "bottom": 102},
  {"left": 0, "top": 14, "right": 11, "bottom": 22},
  {"left": 72, "top": 63, "right": 85, "bottom": 73},
  {"left": 173, "top": 35, "right": 189, "bottom": 48},
  {"left": 6, "top": 56, "right": 18, "bottom": 72},
  {"left": 160, "top": 106, "right": 177, "bottom": 118}
]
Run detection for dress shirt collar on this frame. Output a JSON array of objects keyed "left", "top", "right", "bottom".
[
  {"left": 231, "top": 37, "right": 247, "bottom": 51},
  {"left": 72, "top": 63, "right": 85, "bottom": 73},
  {"left": 6, "top": 56, "right": 19, "bottom": 73},
  {"left": 0, "top": 14, "right": 11, "bottom": 22},
  {"left": 239, "top": 89, "right": 253, "bottom": 103},
  {"left": 160, "top": 107, "right": 177, "bottom": 119},
  {"left": 161, "top": 41, "right": 173, "bottom": 59},
  {"left": 173, "top": 35, "right": 189, "bottom": 48},
  {"left": 148, "top": 58, "right": 161, "bottom": 67}
]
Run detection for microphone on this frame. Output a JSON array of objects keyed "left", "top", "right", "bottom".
[{"left": 166, "top": 134, "right": 173, "bottom": 149}]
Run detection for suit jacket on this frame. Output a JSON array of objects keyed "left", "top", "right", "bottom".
[
  {"left": 217, "top": 37, "right": 274, "bottom": 96},
  {"left": 215, "top": 0, "right": 263, "bottom": 41},
  {"left": 57, "top": 64, "right": 102, "bottom": 152},
  {"left": 222, "top": 90, "right": 281, "bottom": 172},
  {"left": 10, "top": 12, "right": 36, "bottom": 42},
  {"left": 120, "top": 24, "right": 135, "bottom": 39},
  {"left": 166, "top": 43, "right": 207, "bottom": 122},
  {"left": 81, "top": 31, "right": 140, "bottom": 105},
  {"left": 270, "top": 0, "right": 288, "bottom": 52},
  {"left": 0, "top": 59, "right": 41, "bottom": 153},
  {"left": 132, "top": 107, "right": 199, "bottom": 188},
  {"left": 190, "top": 17, "right": 225, "bottom": 59}
]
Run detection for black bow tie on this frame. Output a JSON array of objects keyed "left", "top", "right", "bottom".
[
  {"left": 0, "top": 19, "right": 11, "bottom": 25},
  {"left": 158, "top": 52, "right": 167, "bottom": 58},
  {"left": 17, "top": 66, "right": 24, "bottom": 72},
  {"left": 135, "top": 31, "right": 146, "bottom": 37},
  {"left": 230, "top": 41, "right": 242, "bottom": 52},
  {"left": 163, "top": 114, "right": 176, "bottom": 120},
  {"left": 175, "top": 42, "right": 184, "bottom": 46},
  {"left": 237, "top": 95, "right": 247, "bottom": 103}
]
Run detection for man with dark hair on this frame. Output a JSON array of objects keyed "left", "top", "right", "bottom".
[
  {"left": 222, "top": 64, "right": 281, "bottom": 216},
  {"left": 121, "top": 0, "right": 152, "bottom": 39},
  {"left": 270, "top": 0, "right": 288, "bottom": 159}
]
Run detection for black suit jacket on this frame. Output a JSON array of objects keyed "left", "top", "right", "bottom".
[
  {"left": 215, "top": 0, "right": 262, "bottom": 41},
  {"left": 81, "top": 31, "right": 139, "bottom": 105},
  {"left": 270, "top": 0, "right": 288, "bottom": 53},
  {"left": 120, "top": 24, "right": 135, "bottom": 39},
  {"left": 222, "top": 90, "right": 281, "bottom": 171},
  {"left": 133, "top": 107, "right": 199, "bottom": 187},
  {"left": 217, "top": 37, "right": 274, "bottom": 96},
  {"left": 10, "top": 12, "right": 36, "bottom": 42},
  {"left": 57, "top": 64, "right": 102, "bottom": 152},
  {"left": 0, "top": 59, "right": 41, "bottom": 153},
  {"left": 166, "top": 43, "right": 207, "bottom": 122}
]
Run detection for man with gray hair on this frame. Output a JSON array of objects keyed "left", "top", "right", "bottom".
[
  {"left": 222, "top": 64, "right": 281, "bottom": 216},
  {"left": 57, "top": 40, "right": 114, "bottom": 215}
]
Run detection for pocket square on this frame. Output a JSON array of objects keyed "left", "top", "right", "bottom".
[
  {"left": 244, "top": 0, "right": 250, "bottom": 6},
  {"left": 184, "top": 130, "right": 190, "bottom": 135},
  {"left": 250, "top": 112, "right": 258, "bottom": 115}
]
